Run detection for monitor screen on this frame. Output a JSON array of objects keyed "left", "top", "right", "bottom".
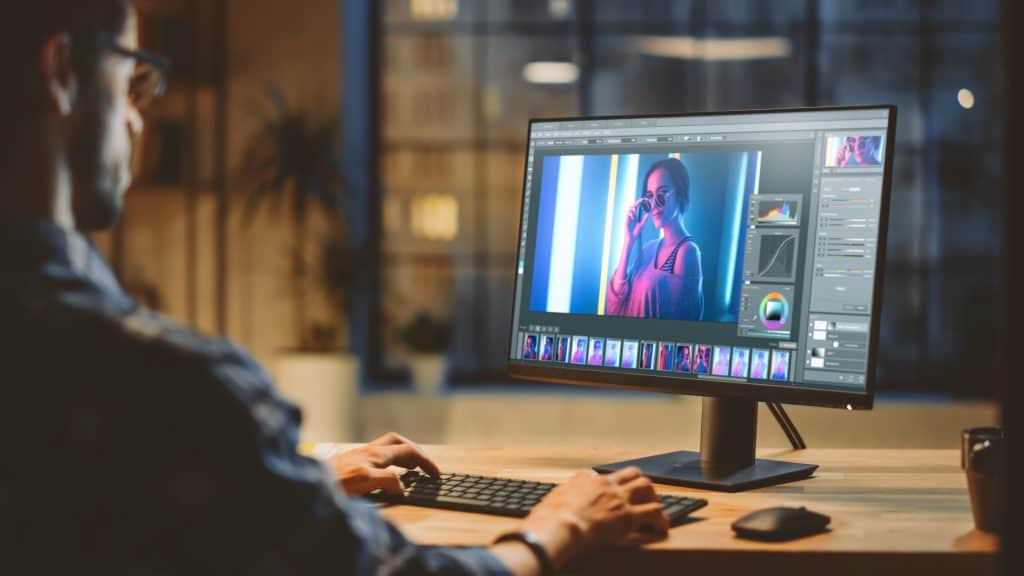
[{"left": 507, "top": 106, "right": 895, "bottom": 408}]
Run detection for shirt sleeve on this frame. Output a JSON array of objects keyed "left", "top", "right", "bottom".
[{"left": 142, "top": 339, "right": 510, "bottom": 576}]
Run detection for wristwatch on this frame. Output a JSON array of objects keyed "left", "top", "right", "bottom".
[{"left": 493, "top": 530, "right": 555, "bottom": 576}]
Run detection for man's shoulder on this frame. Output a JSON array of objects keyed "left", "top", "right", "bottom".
[
  {"left": 46, "top": 289, "right": 255, "bottom": 371},
  {"left": 46, "top": 291, "right": 280, "bottom": 413}
]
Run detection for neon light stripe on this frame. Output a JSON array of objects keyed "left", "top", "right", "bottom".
[
  {"left": 724, "top": 152, "right": 760, "bottom": 309},
  {"left": 597, "top": 155, "right": 620, "bottom": 315},
  {"left": 607, "top": 154, "right": 639, "bottom": 284},
  {"left": 723, "top": 154, "right": 747, "bottom": 308},
  {"left": 547, "top": 155, "right": 583, "bottom": 313},
  {"left": 752, "top": 150, "right": 762, "bottom": 196}
]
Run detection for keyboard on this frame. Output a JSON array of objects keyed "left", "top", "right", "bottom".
[{"left": 368, "top": 471, "right": 708, "bottom": 527}]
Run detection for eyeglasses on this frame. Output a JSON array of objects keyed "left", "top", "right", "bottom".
[
  {"left": 105, "top": 42, "right": 172, "bottom": 110},
  {"left": 643, "top": 187, "right": 675, "bottom": 208}
]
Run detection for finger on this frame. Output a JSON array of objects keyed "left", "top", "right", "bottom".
[
  {"left": 621, "top": 476, "right": 658, "bottom": 504},
  {"left": 379, "top": 443, "right": 443, "bottom": 477},
  {"left": 629, "top": 502, "right": 670, "bottom": 534},
  {"left": 367, "top": 433, "right": 442, "bottom": 476},
  {"left": 607, "top": 466, "right": 643, "bottom": 485},
  {"left": 365, "top": 467, "right": 405, "bottom": 495},
  {"left": 370, "top": 431, "right": 408, "bottom": 446}
]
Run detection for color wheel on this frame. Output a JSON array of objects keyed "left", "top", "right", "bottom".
[{"left": 759, "top": 292, "right": 790, "bottom": 329}]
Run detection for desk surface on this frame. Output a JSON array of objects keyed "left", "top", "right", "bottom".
[{"left": 333, "top": 445, "right": 999, "bottom": 575}]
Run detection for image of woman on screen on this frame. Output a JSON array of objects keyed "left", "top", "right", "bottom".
[
  {"left": 833, "top": 135, "right": 881, "bottom": 166},
  {"left": 607, "top": 158, "right": 704, "bottom": 320},
  {"left": 571, "top": 338, "right": 587, "bottom": 364}
]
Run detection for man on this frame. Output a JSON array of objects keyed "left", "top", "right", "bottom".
[{"left": 0, "top": 1, "right": 668, "bottom": 574}]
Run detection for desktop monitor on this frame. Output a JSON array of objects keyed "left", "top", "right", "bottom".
[{"left": 507, "top": 106, "right": 896, "bottom": 491}]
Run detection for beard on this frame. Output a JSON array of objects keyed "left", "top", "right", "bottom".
[
  {"left": 72, "top": 181, "right": 124, "bottom": 230},
  {"left": 68, "top": 90, "right": 131, "bottom": 231}
]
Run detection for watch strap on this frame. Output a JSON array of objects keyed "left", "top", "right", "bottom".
[{"left": 493, "top": 530, "right": 555, "bottom": 576}]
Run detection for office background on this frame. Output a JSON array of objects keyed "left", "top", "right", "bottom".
[{"left": 88, "top": 0, "right": 1006, "bottom": 446}]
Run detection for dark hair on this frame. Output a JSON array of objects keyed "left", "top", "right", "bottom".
[
  {"left": 1, "top": 0, "right": 130, "bottom": 114},
  {"left": 642, "top": 157, "right": 691, "bottom": 215}
]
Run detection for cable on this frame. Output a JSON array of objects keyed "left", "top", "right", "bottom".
[
  {"left": 766, "top": 403, "right": 797, "bottom": 448},
  {"left": 766, "top": 402, "right": 806, "bottom": 450}
]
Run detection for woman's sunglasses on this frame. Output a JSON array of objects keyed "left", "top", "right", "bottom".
[{"left": 642, "top": 187, "right": 675, "bottom": 208}]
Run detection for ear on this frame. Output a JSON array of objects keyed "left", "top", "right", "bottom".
[{"left": 41, "top": 33, "right": 78, "bottom": 116}]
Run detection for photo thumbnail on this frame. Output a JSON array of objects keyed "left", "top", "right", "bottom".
[
  {"left": 640, "top": 341, "right": 656, "bottom": 370},
  {"left": 522, "top": 334, "right": 538, "bottom": 360},
  {"left": 604, "top": 339, "right": 622, "bottom": 367},
  {"left": 621, "top": 340, "right": 639, "bottom": 369},
  {"left": 657, "top": 342, "right": 674, "bottom": 371},
  {"left": 588, "top": 338, "right": 606, "bottom": 366},
  {"left": 693, "top": 345, "right": 711, "bottom": 374},
  {"left": 749, "top": 349, "right": 770, "bottom": 379},
  {"left": 556, "top": 336, "right": 570, "bottom": 363},
  {"left": 570, "top": 336, "right": 588, "bottom": 365},
  {"left": 824, "top": 134, "right": 883, "bottom": 167},
  {"left": 731, "top": 347, "right": 750, "bottom": 378},
  {"left": 771, "top": 349, "right": 792, "bottom": 381},
  {"left": 712, "top": 346, "right": 731, "bottom": 376},
  {"left": 674, "top": 343, "right": 692, "bottom": 373},
  {"left": 539, "top": 335, "right": 555, "bottom": 362}
]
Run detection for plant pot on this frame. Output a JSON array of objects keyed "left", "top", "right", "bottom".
[
  {"left": 408, "top": 353, "right": 449, "bottom": 395},
  {"left": 272, "top": 351, "right": 360, "bottom": 442}
]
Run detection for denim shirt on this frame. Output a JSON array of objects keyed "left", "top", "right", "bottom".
[{"left": 0, "top": 221, "right": 508, "bottom": 575}]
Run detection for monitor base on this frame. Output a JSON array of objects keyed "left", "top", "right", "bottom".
[
  {"left": 594, "top": 397, "right": 818, "bottom": 492},
  {"left": 593, "top": 450, "right": 818, "bottom": 492}
]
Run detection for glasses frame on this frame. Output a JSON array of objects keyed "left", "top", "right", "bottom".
[
  {"left": 643, "top": 186, "right": 676, "bottom": 208},
  {"left": 103, "top": 41, "right": 173, "bottom": 107}
]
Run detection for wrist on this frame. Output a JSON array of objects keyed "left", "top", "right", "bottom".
[
  {"left": 519, "top": 514, "right": 582, "bottom": 570},
  {"left": 494, "top": 531, "right": 555, "bottom": 576}
]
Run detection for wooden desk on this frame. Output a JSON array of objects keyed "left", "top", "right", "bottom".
[{"left": 332, "top": 445, "right": 998, "bottom": 575}]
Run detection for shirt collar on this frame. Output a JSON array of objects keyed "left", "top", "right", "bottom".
[{"left": 2, "top": 219, "right": 125, "bottom": 298}]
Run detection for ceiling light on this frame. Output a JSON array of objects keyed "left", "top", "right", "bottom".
[
  {"left": 634, "top": 35, "right": 792, "bottom": 61},
  {"left": 522, "top": 61, "right": 579, "bottom": 85},
  {"left": 410, "top": 0, "right": 457, "bottom": 22},
  {"left": 957, "top": 88, "right": 975, "bottom": 109},
  {"left": 548, "top": 0, "right": 571, "bottom": 19},
  {"left": 410, "top": 193, "right": 459, "bottom": 241}
]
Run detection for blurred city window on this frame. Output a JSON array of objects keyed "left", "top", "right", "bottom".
[{"left": 371, "top": 0, "right": 1003, "bottom": 395}]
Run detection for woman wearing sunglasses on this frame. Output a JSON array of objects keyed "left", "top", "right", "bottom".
[{"left": 607, "top": 157, "right": 704, "bottom": 320}]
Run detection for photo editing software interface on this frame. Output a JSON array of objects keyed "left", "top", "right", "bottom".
[{"left": 509, "top": 109, "right": 891, "bottom": 394}]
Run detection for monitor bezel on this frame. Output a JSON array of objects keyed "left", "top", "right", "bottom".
[{"left": 506, "top": 104, "right": 897, "bottom": 411}]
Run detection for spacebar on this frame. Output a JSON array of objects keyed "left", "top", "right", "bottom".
[{"left": 407, "top": 495, "right": 489, "bottom": 507}]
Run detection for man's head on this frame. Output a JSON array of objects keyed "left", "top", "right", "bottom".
[{"left": 2, "top": 0, "right": 146, "bottom": 230}]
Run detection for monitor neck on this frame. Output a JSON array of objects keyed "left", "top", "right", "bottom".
[{"left": 699, "top": 397, "right": 758, "bottom": 475}]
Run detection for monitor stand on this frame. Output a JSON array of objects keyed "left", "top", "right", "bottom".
[{"left": 593, "top": 397, "right": 817, "bottom": 492}]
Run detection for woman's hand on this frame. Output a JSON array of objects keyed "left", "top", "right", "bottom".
[
  {"left": 328, "top": 432, "right": 441, "bottom": 496},
  {"left": 625, "top": 198, "right": 650, "bottom": 245}
]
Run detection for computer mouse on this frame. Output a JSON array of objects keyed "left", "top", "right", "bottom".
[{"left": 731, "top": 506, "right": 830, "bottom": 541}]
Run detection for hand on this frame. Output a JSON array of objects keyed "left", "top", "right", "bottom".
[
  {"left": 625, "top": 198, "right": 650, "bottom": 244},
  {"left": 328, "top": 432, "right": 441, "bottom": 496},
  {"left": 515, "top": 467, "right": 669, "bottom": 570}
]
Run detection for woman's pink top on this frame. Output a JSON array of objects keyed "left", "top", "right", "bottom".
[
  {"left": 571, "top": 347, "right": 586, "bottom": 364},
  {"left": 607, "top": 238, "right": 703, "bottom": 320}
]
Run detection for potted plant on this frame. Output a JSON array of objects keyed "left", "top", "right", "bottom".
[
  {"left": 239, "top": 86, "right": 360, "bottom": 441},
  {"left": 397, "top": 311, "right": 454, "bottom": 395}
]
